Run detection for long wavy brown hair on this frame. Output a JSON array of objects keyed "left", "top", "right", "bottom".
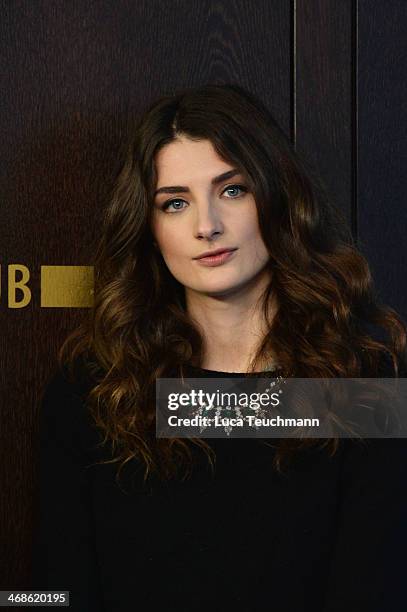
[{"left": 59, "top": 83, "right": 407, "bottom": 487}]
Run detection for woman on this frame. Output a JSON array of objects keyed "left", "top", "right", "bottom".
[{"left": 32, "top": 84, "right": 407, "bottom": 611}]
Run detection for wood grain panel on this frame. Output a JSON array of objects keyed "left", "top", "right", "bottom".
[
  {"left": 357, "top": 0, "right": 407, "bottom": 319},
  {"left": 295, "top": 0, "right": 354, "bottom": 226}
]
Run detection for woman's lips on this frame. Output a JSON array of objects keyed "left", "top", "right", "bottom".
[{"left": 194, "top": 249, "right": 237, "bottom": 267}]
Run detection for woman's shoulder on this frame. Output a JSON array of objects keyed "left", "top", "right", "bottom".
[
  {"left": 46, "top": 352, "right": 98, "bottom": 394},
  {"left": 41, "top": 361, "right": 91, "bottom": 418},
  {"left": 39, "top": 358, "right": 102, "bottom": 458},
  {"left": 339, "top": 437, "right": 407, "bottom": 494}
]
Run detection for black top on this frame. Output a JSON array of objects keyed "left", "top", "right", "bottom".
[{"left": 31, "top": 362, "right": 407, "bottom": 611}]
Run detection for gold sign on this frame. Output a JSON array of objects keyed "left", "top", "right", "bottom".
[{"left": 1, "top": 265, "right": 94, "bottom": 308}]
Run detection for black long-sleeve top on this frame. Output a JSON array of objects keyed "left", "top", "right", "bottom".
[{"left": 31, "top": 362, "right": 407, "bottom": 611}]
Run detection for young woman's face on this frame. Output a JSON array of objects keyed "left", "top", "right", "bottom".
[{"left": 151, "top": 135, "right": 270, "bottom": 298}]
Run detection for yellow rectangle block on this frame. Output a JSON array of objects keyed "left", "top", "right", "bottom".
[{"left": 41, "top": 266, "right": 94, "bottom": 307}]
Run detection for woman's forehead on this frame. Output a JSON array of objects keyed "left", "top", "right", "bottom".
[{"left": 154, "top": 138, "right": 239, "bottom": 186}]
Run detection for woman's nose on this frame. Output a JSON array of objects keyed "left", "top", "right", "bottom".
[{"left": 193, "top": 200, "right": 224, "bottom": 239}]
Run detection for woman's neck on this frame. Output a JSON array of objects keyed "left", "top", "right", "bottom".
[{"left": 185, "top": 278, "right": 278, "bottom": 373}]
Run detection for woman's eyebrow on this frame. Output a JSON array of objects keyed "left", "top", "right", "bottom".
[{"left": 154, "top": 169, "right": 241, "bottom": 196}]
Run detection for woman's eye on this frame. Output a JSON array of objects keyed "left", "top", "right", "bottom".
[
  {"left": 223, "top": 184, "right": 248, "bottom": 198},
  {"left": 162, "top": 199, "right": 187, "bottom": 212}
]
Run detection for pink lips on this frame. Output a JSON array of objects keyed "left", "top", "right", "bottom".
[{"left": 194, "top": 249, "right": 237, "bottom": 267}]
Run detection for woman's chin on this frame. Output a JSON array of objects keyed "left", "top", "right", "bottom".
[{"left": 188, "top": 281, "right": 247, "bottom": 299}]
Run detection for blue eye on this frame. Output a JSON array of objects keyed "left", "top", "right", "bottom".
[
  {"left": 162, "top": 199, "right": 187, "bottom": 212},
  {"left": 161, "top": 184, "right": 248, "bottom": 213},
  {"left": 223, "top": 184, "right": 247, "bottom": 198}
]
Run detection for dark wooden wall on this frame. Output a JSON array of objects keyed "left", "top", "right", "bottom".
[{"left": 0, "top": 0, "right": 405, "bottom": 594}]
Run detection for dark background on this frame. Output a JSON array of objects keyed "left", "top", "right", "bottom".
[{"left": 0, "top": 0, "right": 406, "bottom": 594}]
